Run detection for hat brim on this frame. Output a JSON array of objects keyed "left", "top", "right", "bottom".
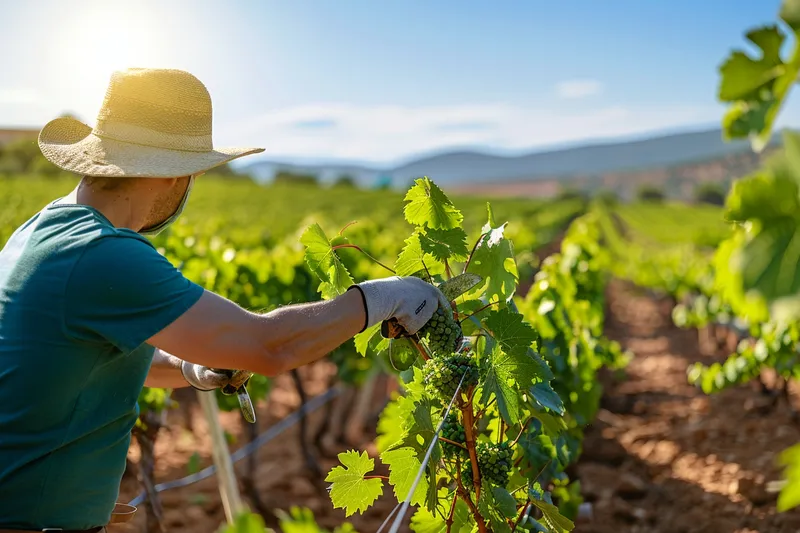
[{"left": 38, "top": 117, "right": 265, "bottom": 178}]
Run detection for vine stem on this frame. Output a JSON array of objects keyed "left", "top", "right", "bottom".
[
  {"left": 511, "top": 502, "right": 531, "bottom": 532},
  {"left": 445, "top": 490, "right": 459, "bottom": 533},
  {"left": 510, "top": 419, "right": 531, "bottom": 448},
  {"left": 364, "top": 475, "right": 390, "bottom": 480},
  {"left": 459, "top": 391, "right": 482, "bottom": 501},
  {"left": 440, "top": 437, "right": 468, "bottom": 449},
  {"left": 456, "top": 463, "right": 487, "bottom": 533},
  {"left": 474, "top": 397, "right": 496, "bottom": 421},
  {"left": 459, "top": 301, "right": 501, "bottom": 324},
  {"left": 463, "top": 232, "right": 488, "bottom": 274},
  {"left": 331, "top": 244, "right": 396, "bottom": 274}
]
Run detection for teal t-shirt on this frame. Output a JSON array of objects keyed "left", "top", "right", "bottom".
[{"left": 0, "top": 200, "right": 204, "bottom": 530}]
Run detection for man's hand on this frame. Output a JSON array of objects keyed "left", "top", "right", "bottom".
[
  {"left": 180, "top": 362, "right": 237, "bottom": 391},
  {"left": 351, "top": 276, "right": 448, "bottom": 334}
]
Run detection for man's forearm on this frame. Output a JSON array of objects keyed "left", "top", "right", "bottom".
[
  {"left": 144, "top": 349, "right": 192, "bottom": 389},
  {"left": 248, "top": 288, "right": 366, "bottom": 375},
  {"left": 148, "top": 287, "right": 368, "bottom": 378}
]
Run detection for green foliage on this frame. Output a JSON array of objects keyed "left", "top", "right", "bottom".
[
  {"left": 305, "top": 177, "right": 622, "bottom": 532},
  {"left": 694, "top": 182, "right": 727, "bottom": 206},
  {"left": 636, "top": 184, "right": 665, "bottom": 203},
  {"left": 717, "top": 1, "right": 800, "bottom": 151}
]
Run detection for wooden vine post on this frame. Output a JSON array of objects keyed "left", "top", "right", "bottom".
[{"left": 197, "top": 389, "right": 247, "bottom": 523}]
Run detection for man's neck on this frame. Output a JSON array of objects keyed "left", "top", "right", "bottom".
[{"left": 58, "top": 181, "right": 142, "bottom": 231}]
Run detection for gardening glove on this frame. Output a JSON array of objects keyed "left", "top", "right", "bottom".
[
  {"left": 180, "top": 361, "right": 237, "bottom": 391},
  {"left": 349, "top": 276, "right": 450, "bottom": 335}
]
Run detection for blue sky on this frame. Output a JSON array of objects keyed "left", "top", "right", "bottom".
[{"left": 1, "top": 0, "right": 797, "bottom": 166}]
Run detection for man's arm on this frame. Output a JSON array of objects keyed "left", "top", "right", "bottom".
[
  {"left": 144, "top": 349, "right": 190, "bottom": 389},
  {"left": 146, "top": 288, "right": 366, "bottom": 377},
  {"left": 146, "top": 276, "right": 446, "bottom": 378}
]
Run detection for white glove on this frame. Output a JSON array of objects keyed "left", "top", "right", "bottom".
[
  {"left": 180, "top": 361, "right": 236, "bottom": 391},
  {"left": 350, "top": 276, "right": 450, "bottom": 334}
]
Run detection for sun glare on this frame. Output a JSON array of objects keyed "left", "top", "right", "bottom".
[{"left": 53, "top": 1, "right": 175, "bottom": 117}]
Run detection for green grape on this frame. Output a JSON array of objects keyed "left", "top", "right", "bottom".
[
  {"left": 420, "top": 306, "right": 463, "bottom": 355},
  {"left": 476, "top": 441, "right": 513, "bottom": 487},
  {"left": 440, "top": 412, "right": 467, "bottom": 458},
  {"left": 423, "top": 353, "right": 479, "bottom": 400}
]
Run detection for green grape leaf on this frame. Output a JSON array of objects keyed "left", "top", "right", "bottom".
[
  {"left": 301, "top": 223, "right": 355, "bottom": 299},
  {"left": 467, "top": 209, "right": 519, "bottom": 303},
  {"left": 530, "top": 498, "right": 574, "bottom": 532},
  {"left": 735, "top": 218, "right": 800, "bottom": 319},
  {"left": 396, "top": 231, "right": 445, "bottom": 277},
  {"left": 418, "top": 226, "right": 470, "bottom": 262},
  {"left": 219, "top": 511, "right": 269, "bottom": 533},
  {"left": 381, "top": 447, "right": 428, "bottom": 507},
  {"left": 354, "top": 323, "right": 381, "bottom": 357},
  {"left": 478, "top": 484, "right": 512, "bottom": 533},
  {"left": 485, "top": 308, "right": 540, "bottom": 360},
  {"left": 778, "top": 443, "right": 800, "bottom": 511},
  {"left": 492, "top": 487, "right": 518, "bottom": 519},
  {"left": 725, "top": 172, "right": 800, "bottom": 224},
  {"left": 403, "top": 177, "right": 464, "bottom": 230},
  {"left": 781, "top": 0, "right": 800, "bottom": 31},
  {"left": 530, "top": 382, "right": 566, "bottom": 415},
  {"left": 718, "top": 26, "right": 784, "bottom": 101},
  {"left": 409, "top": 495, "right": 472, "bottom": 533},
  {"left": 376, "top": 393, "right": 417, "bottom": 453},
  {"left": 481, "top": 342, "right": 554, "bottom": 425},
  {"left": 324, "top": 451, "right": 384, "bottom": 516}
]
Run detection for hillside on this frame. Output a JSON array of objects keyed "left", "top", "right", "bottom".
[{"left": 241, "top": 126, "right": 773, "bottom": 188}]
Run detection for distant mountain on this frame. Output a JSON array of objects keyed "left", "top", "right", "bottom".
[{"left": 240, "top": 127, "right": 776, "bottom": 187}]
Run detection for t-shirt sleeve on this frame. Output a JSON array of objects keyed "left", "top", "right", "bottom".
[{"left": 64, "top": 235, "right": 205, "bottom": 353}]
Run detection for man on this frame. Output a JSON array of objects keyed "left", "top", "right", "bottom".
[{"left": 0, "top": 68, "right": 445, "bottom": 532}]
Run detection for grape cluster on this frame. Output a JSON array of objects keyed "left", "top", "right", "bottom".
[
  {"left": 440, "top": 413, "right": 467, "bottom": 458},
  {"left": 477, "top": 441, "right": 513, "bottom": 487},
  {"left": 423, "top": 353, "right": 479, "bottom": 400},
  {"left": 420, "top": 306, "right": 462, "bottom": 355}
]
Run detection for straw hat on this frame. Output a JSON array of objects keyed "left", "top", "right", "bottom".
[{"left": 38, "top": 68, "right": 264, "bottom": 178}]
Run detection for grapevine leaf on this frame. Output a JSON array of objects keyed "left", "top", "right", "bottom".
[
  {"left": 418, "top": 227, "right": 470, "bottom": 262},
  {"left": 480, "top": 345, "right": 520, "bottom": 424},
  {"left": 492, "top": 487, "right": 518, "bottom": 518},
  {"left": 530, "top": 498, "right": 574, "bottom": 532},
  {"left": 778, "top": 443, "right": 800, "bottom": 511},
  {"left": 530, "top": 382, "right": 566, "bottom": 415},
  {"left": 377, "top": 393, "right": 417, "bottom": 453},
  {"left": 324, "top": 451, "right": 383, "bottom": 516},
  {"left": 781, "top": 0, "right": 800, "bottom": 31},
  {"left": 354, "top": 323, "right": 381, "bottom": 357},
  {"left": 478, "top": 484, "right": 512, "bottom": 533},
  {"left": 403, "top": 177, "right": 463, "bottom": 230},
  {"left": 485, "top": 308, "right": 539, "bottom": 359},
  {"left": 737, "top": 219, "right": 800, "bottom": 320},
  {"left": 467, "top": 209, "right": 518, "bottom": 303},
  {"left": 409, "top": 496, "right": 472, "bottom": 533},
  {"left": 725, "top": 172, "right": 800, "bottom": 224},
  {"left": 301, "top": 223, "right": 354, "bottom": 299},
  {"left": 396, "top": 231, "right": 445, "bottom": 277},
  {"left": 718, "top": 26, "right": 784, "bottom": 101},
  {"left": 381, "top": 447, "right": 428, "bottom": 507}
]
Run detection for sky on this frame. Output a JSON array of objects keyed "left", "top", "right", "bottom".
[{"left": 1, "top": 0, "right": 798, "bottom": 167}]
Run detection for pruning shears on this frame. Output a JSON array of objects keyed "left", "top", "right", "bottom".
[
  {"left": 380, "top": 273, "right": 482, "bottom": 340},
  {"left": 216, "top": 369, "right": 256, "bottom": 424}
]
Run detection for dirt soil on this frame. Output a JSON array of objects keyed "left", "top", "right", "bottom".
[
  {"left": 574, "top": 279, "right": 800, "bottom": 533},
  {"left": 115, "top": 278, "right": 800, "bottom": 533}
]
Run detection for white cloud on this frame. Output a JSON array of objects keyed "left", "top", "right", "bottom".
[
  {"left": 0, "top": 89, "right": 39, "bottom": 104},
  {"left": 555, "top": 80, "right": 603, "bottom": 100},
  {"left": 218, "top": 102, "right": 722, "bottom": 164}
]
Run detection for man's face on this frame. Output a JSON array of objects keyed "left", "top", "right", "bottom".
[{"left": 142, "top": 175, "right": 192, "bottom": 231}]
